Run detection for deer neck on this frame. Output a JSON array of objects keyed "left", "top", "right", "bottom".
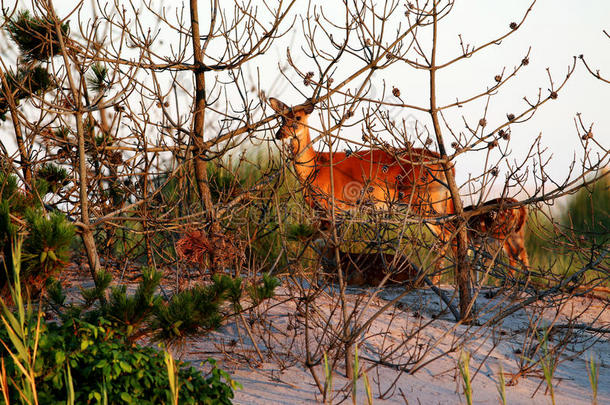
[{"left": 290, "top": 129, "right": 318, "bottom": 182}]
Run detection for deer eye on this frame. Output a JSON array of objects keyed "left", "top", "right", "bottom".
[{"left": 296, "top": 116, "right": 302, "bottom": 121}]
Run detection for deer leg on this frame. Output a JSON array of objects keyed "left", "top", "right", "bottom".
[
  {"left": 426, "top": 224, "right": 457, "bottom": 285},
  {"left": 504, "top": 232, "right": 529, "bottom": 276}
]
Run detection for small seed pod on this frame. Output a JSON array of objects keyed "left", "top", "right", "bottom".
[
  {"left": 488, "top": 140, "right": 499, "bottom": 149},
  {"left": 110, "top": 152, "right": 123, "bottom": 165},
  {"left": 510, "top": 22, "right": 518, "bottom": 30},
  {"left": 392, "top": 87, "right": 401, "bottom": 97},
  {"left": 56, "top": 147, "right": 68, "bottom": 161},
  {"left": 549, "top": 91, "right": 558, "bottom": 99},
  {"left": 425, "top": 137, "right": 433, "bottom": 146},
  {"left": 521, "top": 57, "right": 529, "bottom": 66},
  {"left": 507, "top": 113, "right": 515, "bottom": 121},
  {"left": 582, "top": 131, "right": 593, "bottom": 140},
  {"left": 494, "top": 75, "right": 502, "bottom": 83},
  {"left": 451, "top": 141, "right": 459, "bottom": 149},
  {"left": 490, "top": 167, "right": 499, "bottom": 177},
  {"left": 303, "top": 71, "right": 314, "bottom": 86},
  {"left": 479, "top": 118, "right": 487, "bottom": 127}
]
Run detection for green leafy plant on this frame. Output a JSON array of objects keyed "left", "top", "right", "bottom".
[
  {"left": 0, "top": 239, "right": 238, "bottom": 404},
  {"left": 1, "top": 65, "right": 55, "bottom": 121},
  {"left": 1, "top": 317, "right": 238, "bottom": 404}
]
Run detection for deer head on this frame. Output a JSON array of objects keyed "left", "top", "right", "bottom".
[{"left": 269, "top": 97, "right": 315, "bottom": 141}]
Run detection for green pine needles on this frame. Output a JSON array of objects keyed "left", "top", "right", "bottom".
[
  {"left": 36, "top": 163, "right": 69, "bottom": 193},
  {"left": 48, "top": 268, "right": 280, "bottom": 346},
  {"left": 22, "top": 210, "right": 75, "bottom": 280},
  {"left": 1, "top": 167, "right": 75, "bottom": 297},
  {"left": 1, "top": 65, "right": 55, "bottom": 121},
  {"left": 1, "top": 10, "right": 61, "bottom": 120},
  {"left": 6, "top": 10, "right": 69, "bottom": 62},
  {"left": 86, "top": 63, "right": 110, "bottom": 93}
]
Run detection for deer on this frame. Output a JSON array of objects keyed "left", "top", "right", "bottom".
[
  {"left": 269, "top": 97, "right": 457, "bottom": 282},
  {"left": 462, "top": 197, "right": 529, "bottom": 274},
  {"left": 427, "top": 197, "right": 530, "bottom": 285},
  {"left": 269, "top": 98, "right": 531, "bottom": 285}
]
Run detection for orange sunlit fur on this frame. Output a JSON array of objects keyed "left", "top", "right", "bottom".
[
  {"left": 269, "top": 98, "right": 455, "bottom": 225},
  {"left": 464, "top": 197, "right": 529, "bottom": 272}
]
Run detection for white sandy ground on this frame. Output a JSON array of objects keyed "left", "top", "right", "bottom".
[
  {"left": 180, "top": 284, "right": 609, "bottom": 405},
  {"left": 59, "top": 267, "right": 609, "bottom": 404}
]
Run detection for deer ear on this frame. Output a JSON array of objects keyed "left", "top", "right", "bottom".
[
  {"left": 303, "top": 99, "right": 315, "bottom": 114},
  {"left": 269, "top": 97, "right": 288, "bottom": 113}
]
